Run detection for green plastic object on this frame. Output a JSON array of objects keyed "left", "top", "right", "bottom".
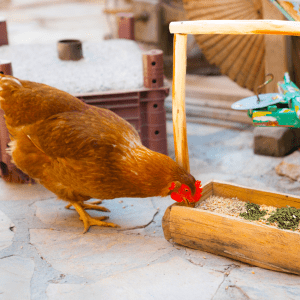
[{"left": 231, "top": 72, "right": 300, "bottom": 128}]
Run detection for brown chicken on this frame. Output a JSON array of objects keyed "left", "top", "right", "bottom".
[{"left": 0, "top": 74, "right": 202, "bottom": 232}]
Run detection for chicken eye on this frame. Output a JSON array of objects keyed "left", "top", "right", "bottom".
[{"left": 184, "top": 188, "right": 189, "bottom": 192}]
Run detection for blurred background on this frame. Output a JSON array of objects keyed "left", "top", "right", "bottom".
[{"left": 2, "top": 0, "right": 300, "bottom": 89}]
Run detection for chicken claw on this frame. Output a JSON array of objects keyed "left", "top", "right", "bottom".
[
  {"left": 65, "top": 200, "right": 110, "bottom": 212},
  {"left": 71, "top": 202, "right": 120, "bottom": 233}
]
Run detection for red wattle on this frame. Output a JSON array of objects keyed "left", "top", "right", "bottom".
[{"left": 170, "top": 192, "right": 184, "bottom": 202}]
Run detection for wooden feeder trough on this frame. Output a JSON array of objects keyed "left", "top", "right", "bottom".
[
  {"left": 169, "top": 19, "right": 300, "bottom": 275},
  {"left": 162, "top": 180, "right": 300, "bottom": 275}
]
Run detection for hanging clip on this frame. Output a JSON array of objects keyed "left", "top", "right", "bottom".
[{"left": 256, "top": 73, "right": 274, "bottom": 104}]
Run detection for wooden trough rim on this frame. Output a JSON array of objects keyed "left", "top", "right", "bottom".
[{"left": 200, "top": 180, "right": 300, "bottom": 208}]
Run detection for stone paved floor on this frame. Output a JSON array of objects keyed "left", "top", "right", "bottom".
[
  {"left": 1, "top": 1, "right": 300, "bottom": 299},
  {"left": 1, "top": 122, "right": 300, "bottom": 299}
]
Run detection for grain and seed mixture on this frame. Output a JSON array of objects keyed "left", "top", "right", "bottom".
[{"left": 195, "top": 196, "right": 300, "bottom": 233}]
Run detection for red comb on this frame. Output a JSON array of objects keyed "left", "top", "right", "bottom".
[{"left": 191, "top": 180, "right": 202, "bottom": 203}]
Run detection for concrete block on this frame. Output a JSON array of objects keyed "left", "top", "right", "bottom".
[{"left": 253, "top": 127, "right": 300, "bottom": 157}]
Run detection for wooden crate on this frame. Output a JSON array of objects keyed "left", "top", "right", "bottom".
[{"left": 162, "top": 180, "right": 300, "bottom": 275}]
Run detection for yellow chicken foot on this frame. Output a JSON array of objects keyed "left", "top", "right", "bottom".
[
  {"left": 65, "top": 200, "right": 110, "bottom": 212},
  {"left": 71, "top": 202, "right": 120, "bottom": 233}
]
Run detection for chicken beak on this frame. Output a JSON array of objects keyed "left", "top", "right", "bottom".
[{"left": 182, "top": 197, "right": 195, "bottom": 208}]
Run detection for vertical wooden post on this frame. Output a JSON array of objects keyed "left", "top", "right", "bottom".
[{"left": 172, "top": 33, "right": 189, "bottom": 172}]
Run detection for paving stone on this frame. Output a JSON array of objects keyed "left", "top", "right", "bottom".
[
  {"left": 185, "top": 248, "right": 242, "bottom": 273},
  {"left": 0, "top": 256, "right": 34, "bottom": 300},
  {"left": 279, "top": 149, "right": 300, "bottom": 164},
  {"left": 34, "top": 197, "right": 157, "bottom": 230},
  {"left": 213, "top": 265, "right": 300, "bottom": 300},
  {"left": 46, "top": 256, "right": 224, "bottom": 300},
  {"left": 30, "top": 228, "right": 175, "bottom": 281},
  {"left": 219, "top": 148, "right": 281, "bottom": 177},
  {"left": 253, "top": 127, "right": 300, "bottom": 157},
  {"left": 0, "top": 179, "right": 55, "bottom": 201},
  {"left": 0, "top": 209, "right": 14, "bottom": 251},
  {"left": 275, "top": 150, "right": 300, "bottom": 181},
  {"left": 276, "top": 161, "right": 300, "bottom": 181}
]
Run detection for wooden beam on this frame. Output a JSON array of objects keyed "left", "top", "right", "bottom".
[
  {"left": 169, "top": 19, "right": 300, "bottom": 35},
  {"left": 172, "top": 33, "right": 189, "bottom": 172}
]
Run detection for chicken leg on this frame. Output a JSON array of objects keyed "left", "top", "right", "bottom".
[
  {"left": 65, "top": 200, "right": 110, "bottom": 212},
  {"left": 70, "top": 201, "right": 120, "bottom": 233}
]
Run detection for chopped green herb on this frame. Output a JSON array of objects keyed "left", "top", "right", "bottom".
[
  {"left": 267, "top": 206, "right": 300, "bottom": 231},
  {"left": 239, "top": 202, "right": 267, "bottom": 221},
  {"left": 239, "top": 202, "right": 300, "bottom": 231}
]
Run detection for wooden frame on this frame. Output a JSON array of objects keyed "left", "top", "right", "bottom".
[
  {"left": 162, "top": 180, "right": 300, "bottom": 275},
  {"left": 170, "top": 20, "right": 300, "bottom": 171},
  {"left": 169, "top": 20, "right": 300, "bottom": 274}
]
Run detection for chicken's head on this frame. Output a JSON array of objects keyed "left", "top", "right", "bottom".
[{"left": 168, "top": 180, "right": 202, "bottom": 206}]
